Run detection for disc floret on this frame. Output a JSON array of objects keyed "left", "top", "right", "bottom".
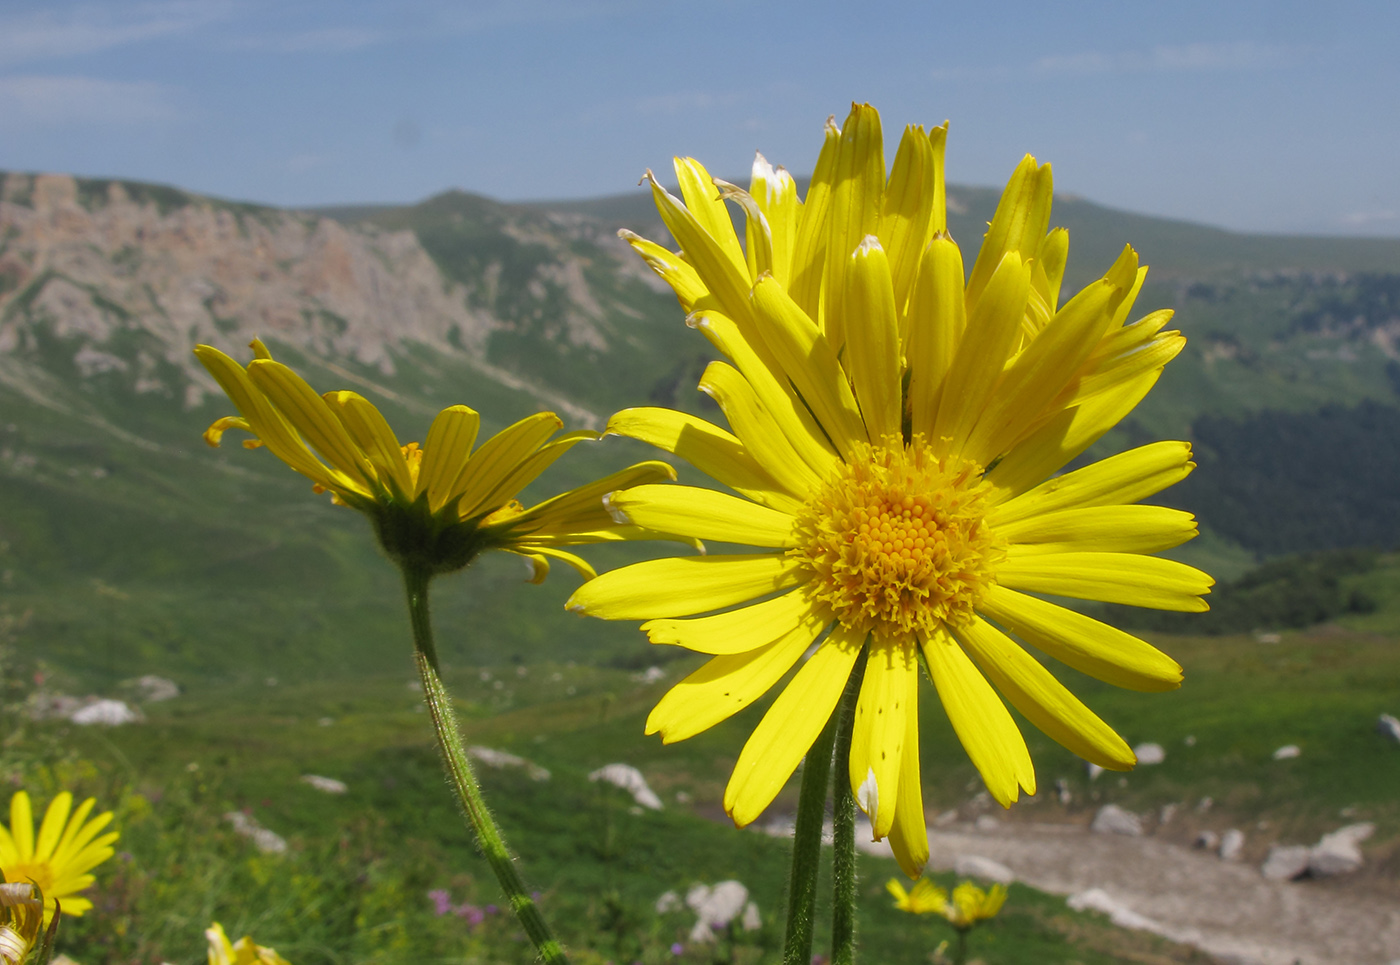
[{"left": 792, "top": 437, "right": 1004, "bottom": 641}]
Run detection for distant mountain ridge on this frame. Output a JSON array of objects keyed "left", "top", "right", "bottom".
[{"left": 3, "top": 165, "right": 1400, "bottom": 689}]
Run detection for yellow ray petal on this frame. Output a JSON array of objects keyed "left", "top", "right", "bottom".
[
  {"left": 508, "top": 546, "right": 596, "bottom": 583},
  {"left": 933, "top": 251, "right": 1032, "bottom": 458},
  {"left": 698, "top": 361, "right": 823, "bottom": 498},
  {"left": 1035, "top": 227, "right": 1069, "bottom": 314},
  {"left": 998, "top": 550, "right": 1213, "bottom": 612},
  {"left": 989, "top": 440, "right": 1195, "bottom": 525},
  {"left": 713, "top": 178, "right": 773, "bottom": 281},
  {"left": 54, "top": 811, "right": 113, "bottom": 862},
  {"left": 692, "top": 313, "right": 839, "bottom": 477},
  {"left": 749, "top": 277, "right": 867, "bottom": 457},
  {"left": 1057, "top": 331, "right": 1185, "bottom": 413},
  {"left": 956, "top": 617, "right": 1135, "bottom": 768},
  {"left": 985, "top": 371, "right": 1162, "bottom": 500},
  {"left": 566, "top": 553, "right": 804, "bottom": 620},
  {"left": 247, "top": 359, "right": 376, "bottom": 486},
  {"left": 618, "top": 229, "right": 708, "bottom": 312},
  {"left": 675, "top": 156, "right": 748, "bottom": 276},
  {"left": 885, "top": 668, "right": 929, "bottom": 877},
  {"left": 751, "top": 153, "right": 800, "bottom": 286},
  {"left": 789, "top": 115, "right": 841, "bottom": 319},
  {"left": 962, "top": 267, "right": 1128, "bottom": 464},
  {"left": 843, "top": 237, "right": 903, "bottom": 441},
  {"left": 607, "top": 484, "right": 796, "bottom": 548},
  {"left": 979, "top": 585, "right": 1182, "bottom": 691},
  {"left": 32, "top": 792, "right": 71, "bottom": 863},
  {"left": 193, "top": 346, "right": 352, "bottom": 493},
  {"left": 646, "top": 616, "right": 824, "bottom": 743},
  {"left": 921, "top": 627, "right": 1034, "bottom": 806},
  {"left": 465, "top": 429, "right": 597, "bottom": 520},
  {"left": 906, "top": 233, "right": 967, "bottom": 442},
  {"left": 878, "top": 124, "right": 937, "bottom": 316},
  {"left": 926, "top": 122, "right": 949, "bottom": 235},
  {"left": 647, "top": 172, "right": 756, "bottom": 329},
  {"left": 450, "top": 412, "right": 562, "bottom": 517},
  {"left": 643, "top": 587, "right": 826, "bottom": 655},
  {"left": 965, "top": 155, "right": 1052, "bottom": 315},
  {"left": 822, "top": 103, "right": 885, "bottom": 352},
  {"left": 419, "top": 404, "right": 481, "bottom": 510},
  {"left": 724, "top": 624, "right": 865, "bottom": 826},
  {"left": 323, "top": 390, "right": 412, "bottom": 498},
  {"left": 848, "top": 640, "right": 914, "bottom": 838},
  {"left": 48, "top": 797, "right": 95, "bottom": 864},
  {"left": 999, "top": 504, "right": 1198, "bottom": 555},
  {"left": 8, "top": 792, "right": 32, "bottom": 860},
  {"left": 605, "top": 407, "right": 799, "bottom": 513},
  {"left": 508, "top": 460, "right": 677, "bottom": 535}
]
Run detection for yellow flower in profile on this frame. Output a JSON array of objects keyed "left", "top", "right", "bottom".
[
  {"left": 886, "top": 877, "right": 946, "bottom": 915},
  {"left": 0, "top": 791, "right": 117, "bottom": 922},
  {"left": 0, "top": 881, "right": 58, "bottom": 965},
  {"left": 195, "top": 340, "right": 679, "bottom": 581},
  {"left": 943, "top": 881, "right": 1008, "bottom": 930},
  {"left": 569, "top": 103, "right": 1212, "bottom": 877},
  {"left": 205, "top": 922, "right": 292, "bottom": 965}
]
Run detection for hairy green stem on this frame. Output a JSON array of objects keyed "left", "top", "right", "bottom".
[
  {"left": 402, "top": 565, "right": 569, "bottom": 965},
  {"left": 781, "top": 704, "right": 838, "bottom": 965},
  {"left": 830, "top": 647, "right": 867, "bottom": 965}
]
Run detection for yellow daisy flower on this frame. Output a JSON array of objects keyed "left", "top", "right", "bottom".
[
  {"left": 885, "top": 877, "right": 946, "bottom": 916},
  {"left": 943, "top": 881, "right": 1008, "bottom": 930},
  {"left": 195, "top": 340, "right": 679, "bottom": 581},
  {"left": 0, "top": 791, "right": 118, "bottom": 922},
  {"left": 568, "top": 103, "right": 1211, "bottom": 877},
  {"left": 205, "top": 922, "right": 292, "bottom": 965}
]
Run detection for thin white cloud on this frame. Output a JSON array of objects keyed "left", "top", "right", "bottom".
[
  {"left": 0, "top": 1, "right": 231, "bottom": 66},
  {"left": 1035, "top": 41, "right": 1295, "bottom": 76},
  {"left": 1340, "top": 210, "right": 1400, "bottom": 227},
  {"left": 229, "top": 25, "right": 386, "bottom": 53},
  {"left": 0, "top": 75, "right": 179, "bottom": 125}
]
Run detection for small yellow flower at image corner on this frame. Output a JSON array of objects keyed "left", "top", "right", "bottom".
[
  {"left": 0, "top": 880, "right": 59, "bottom": 965},
  {"left": 205, "top": 922, "right": 292, "bottom": 965},
  {"left": 194, "top": 338, "right": 689, "bottom": 582},
  {"left": 567, "top": 101, "right": 1214, "bottom": 878},
  {"left": 0, "top": 791, "right": 118, "bottom": 924}
]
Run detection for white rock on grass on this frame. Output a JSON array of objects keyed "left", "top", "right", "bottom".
[
  {"left": 223, "top": 812, "right": 288, "bottom": 854},
  {"left": 1261, "top": 844, "right": 1312, "bottom": 881},
  {"left": 655, "top": 890, "right": 681, "bottom": 914},
  {"left": 685, "top": 881, "right": 749, "bottom": 943},
  {"left": 1272, "top": 744, "right": 1301, "bottom": 760},
  {"left": 70, "top": 699, "right": 142, "bottom": 726},
  {"left": 954, "top": 855, "right": 1015, "bottom": 884},
  {"left": 300, "top": 774, "right": 348, "bottom": 794},
  {"left": 741, "top": 901, "right": 761, "bottom": 931},
  {"left": 469, "top": 746, "right": 551, "bottom": 782},
  {"left": 1085, "top": 762, "right": 1104, "bottom": 781},
  {"left": 1193, "top": 830, "right": 1219, "bottom": 851},
  {"left": 1219, "top": 829, "right": 1246, "bottom": 861},
  {"left": 1090, "top": 804, "right": 1142, "bottom": 837},
  {"left": 1377, "top": 713, "right": 1400, "bottom": 743},
  {"left": 589, "top": 763, "right": 662, "bottom": 810},
  {"left": 132, "top": 675, "right": 180, "bottom": 702},
  {"left": 1133, "top": 742, "right": 1166, "bottom": 765},
  {"left": 1308, "top": 823, "right": 1374, "bottom": 877}
]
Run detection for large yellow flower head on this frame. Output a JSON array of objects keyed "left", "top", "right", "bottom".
[
  {"left": 0, "top": 791, "right": 117, "bottom": 923},
  {"left": 196, "top": 340, "right": 679, "bottom": 581},
  {"left": 568, "top": 103, "right": 1212, "bottom": 877}
]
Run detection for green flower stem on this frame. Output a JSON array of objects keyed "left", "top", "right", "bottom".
[
  {"left": 781, "top": 703, "right": 838, "bottom": 965},
  {"left": 402, "top": 565, "right": 569, "bottom": 965},
  {"left": 830, "top": 647, "right": 867, "bottom": 965}
]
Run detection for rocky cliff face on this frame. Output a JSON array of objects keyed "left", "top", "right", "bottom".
[{"left": 0, "top": 172, "right": 502, "bottom": 409}]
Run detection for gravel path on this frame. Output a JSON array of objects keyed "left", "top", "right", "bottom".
[{"left": 860, "top": 820, "right": 1400, "bottom": 965}]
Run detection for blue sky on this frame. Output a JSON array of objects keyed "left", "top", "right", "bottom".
[{"left": 1, "top": 0, "right": 1397, "bottom": 236}]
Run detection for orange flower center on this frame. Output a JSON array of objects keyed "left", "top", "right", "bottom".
[{"left": 791, "top": 439, "right": 1003, "bottom": 642}]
